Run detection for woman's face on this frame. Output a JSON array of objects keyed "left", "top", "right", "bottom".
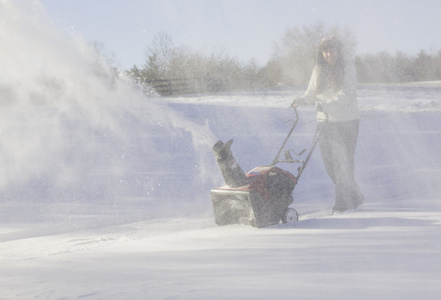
[{"left": 322, "top": 47, "right": 339, "bottom": 66}]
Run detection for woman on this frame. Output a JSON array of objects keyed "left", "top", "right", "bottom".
[{"left": 292, "top": 36, "right": 364, "bottom": 212}]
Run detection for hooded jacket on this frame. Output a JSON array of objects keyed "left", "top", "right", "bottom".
[{"left": 302, "top": 60, "right": 360, "bottom": 123}]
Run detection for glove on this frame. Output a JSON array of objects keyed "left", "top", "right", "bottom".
[
  {"left": 291, "top": 97, "right": 305, "bottom": 107},
  {"left": 314, "top": 101, "right": 324, "bottom": 112}
]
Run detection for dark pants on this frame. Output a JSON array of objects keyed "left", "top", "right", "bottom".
[{"left": 318, "top": 120, "right": 365, "bottom": 211}]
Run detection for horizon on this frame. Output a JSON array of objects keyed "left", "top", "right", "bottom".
[{"left": 39, "top": 0, "right": 441, "bottom": 70}]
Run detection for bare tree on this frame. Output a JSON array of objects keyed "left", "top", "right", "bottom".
[
  {"left": 273, "top": 22, "right": 357, "bottom": 86},
  {"left": 144, "top": 32, "right": 176, "bottom": 79}
]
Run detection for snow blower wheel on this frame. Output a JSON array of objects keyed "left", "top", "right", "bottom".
[{"left": 283, "top": 208, "right": 299, "bottom": 223}]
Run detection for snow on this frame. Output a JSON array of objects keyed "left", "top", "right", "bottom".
[{"left": 1, "top": 2, "right": 441, "bottom": 299}]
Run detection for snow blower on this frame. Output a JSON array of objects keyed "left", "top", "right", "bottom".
[{"left": 210, "top": 107, "right": 321, "bottom": 228}]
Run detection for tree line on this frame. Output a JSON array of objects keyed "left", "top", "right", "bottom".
[{"left": 125, "top": 24, "right": 441, "bottom": 95}]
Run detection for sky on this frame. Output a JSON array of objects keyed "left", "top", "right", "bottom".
[{"left": 38, "top": 0, "right": 441, "bottom": 70}]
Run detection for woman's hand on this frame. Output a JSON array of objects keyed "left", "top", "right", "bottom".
[
  {"left": 291, "top": 97, "right": 305, "bottom": 107},
  {"left": 314, "top": 101, "right": 324, "bottom": 112}
]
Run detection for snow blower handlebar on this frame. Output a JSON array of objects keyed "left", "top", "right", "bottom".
[
  {"left": 270, "top": 106, "right": 299, "bottom": 166},
  {"left": 270, "top": 106, "right": 323, "bottom": 182},
  {"left": 295, "top": 123, "right": 321, "bottom": 181}
]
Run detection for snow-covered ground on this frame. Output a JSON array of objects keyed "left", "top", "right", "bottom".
[
  {"left": 2, "top": 86, "right": 441, "bottom": 300},
  {"left": 1, "top": 2, "right": 441, "bottom": 299}
]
